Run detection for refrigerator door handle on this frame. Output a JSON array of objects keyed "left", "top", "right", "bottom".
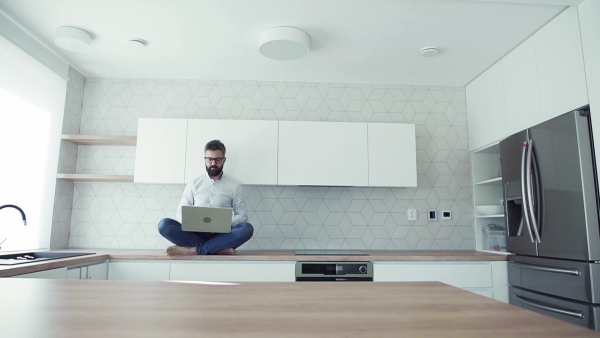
[
  {"left": 526, "top": 139, "right": 542, "bottom": 243},
  {"left": 512, "top": 294, "right": 584, "bottom": 319},
  {"left": 521, "top": 141, "right": 535, "bottom": 243},
  {"left": 509, "top": 262, "right": 580, "bottom": 276}
]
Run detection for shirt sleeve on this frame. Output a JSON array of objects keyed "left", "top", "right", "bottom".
[
  {"left": 175, "top": 181, "right": 195, "bottom": 223},
  {"left": 231, "top": 183, "right": 248, "bottom": 226}
]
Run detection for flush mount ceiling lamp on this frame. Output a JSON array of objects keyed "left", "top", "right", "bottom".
[
  {"left": 420, "top": 47, "right": 440, "bottom": 57},
  {"left": 259, "top": 26, "right": 310, "bottom": 61},
  {"left": 54, "top": 26, "right": 92, "bottom": 52}
]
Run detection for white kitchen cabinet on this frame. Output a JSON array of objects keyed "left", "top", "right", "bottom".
[
  {"left": 466, "top": 61, "right": 507, "bottom": 151},
  {"left": 170, "top": 261, "right": 295, "bottom": 282},
  {"left": 534, "top": 6, "right": 588, "bottom": 122},
  {"left": 374, "top": 261, "right": 508, "bottom": 302},
  {"left": 502, "top": 37, "right": 542, "bottom": 135},
  {"left": 185, "top": 119, "right": 278, "bottom": 185},
  {"left": 367, "top": 123, "right": 417, "bottom": 187},
  {"left": 107, "top": 261, "right": 170, "bottom": 281},
  {"left": 9, "top": 267, "right": 67, "bottom": 279},
  {"left": 134, "top": 118, "right": 188, "bottom": 184},
  {"left": 579, "top": 0, "right": 600, "bottom": 183},
  {"left": 66, "top": 262, "right": 108, "bottom": 280},
  {"left": 278, "top": 121, "right": 369, "bottom": 186}
]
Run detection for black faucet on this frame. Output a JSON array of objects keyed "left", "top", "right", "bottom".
[{"left": 0, "top": 204, "right": 27, "bottom": 225}]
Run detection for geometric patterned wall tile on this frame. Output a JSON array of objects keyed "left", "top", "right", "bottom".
[{"left": 62, "top": 77, "right": 475, "bottom": 251}]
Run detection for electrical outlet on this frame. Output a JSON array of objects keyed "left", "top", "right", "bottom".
[
  {"left": 406, "top": 209, "right": 417, "bottom": 221},
  {"left": 441, "top": 211, "right": 452, "bottom": 220}
]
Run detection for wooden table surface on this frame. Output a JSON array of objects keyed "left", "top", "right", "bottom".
[{"left": 0, "top": 279, "right": 597, "bottom": 337}]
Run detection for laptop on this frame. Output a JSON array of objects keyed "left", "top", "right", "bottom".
[{"left": 181, "top": 206, "right": 233, "bottom": 233}]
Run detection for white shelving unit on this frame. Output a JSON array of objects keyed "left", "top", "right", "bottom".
[
  {"left": 471, "top": 143, "right": 507, "bottom": 253},
  {"left": 58, "top": 135, "right": 136, "bottom": 182}
]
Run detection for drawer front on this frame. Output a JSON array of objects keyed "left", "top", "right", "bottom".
[
  {"left": 508, "top": 255, "right": 600, "bottom": 303},
  {"left": 108, "top": 261, "right": 170, "bottom": 281},
  {"left": 510, "top": 286, "right": 599, "bottom": 330},
  {"left": 374, "top": 262, "right": 493, "bottom": 288}
]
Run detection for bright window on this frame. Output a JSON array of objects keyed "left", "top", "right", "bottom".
[{"left": 0, "top": 33, "right": 67, "bottom": 251}]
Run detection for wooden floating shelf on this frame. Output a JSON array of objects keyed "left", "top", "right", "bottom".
[
  {"left": 62, "top": 134, "right": 137, "bottom": 146},
  {"left": 57, "top": 174, "right": 134, "bottom": 182}
]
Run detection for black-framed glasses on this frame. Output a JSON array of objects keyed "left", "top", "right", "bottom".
[{"left": 204, "top": 157, "right": 225, "bottom": 164}]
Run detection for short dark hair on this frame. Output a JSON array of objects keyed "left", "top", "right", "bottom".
[{"left": 204, "top": 140, "right": 226, "bottom": 155}]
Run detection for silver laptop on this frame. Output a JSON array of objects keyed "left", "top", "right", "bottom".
[{"left": 181, "top": 206, "right": 233, "bottom": 233}]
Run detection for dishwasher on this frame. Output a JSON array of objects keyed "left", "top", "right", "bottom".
[{"left": 295, "top": 261, "right": 373, "bottom": 281}]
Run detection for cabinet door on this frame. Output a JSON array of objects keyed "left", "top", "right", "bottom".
[
  {"left": 66, "top": 267, "right": 83, "bottom": 280},
  {"left": 502, "top": 37, "right": 542, "bottom": 135},
  {"left": 534, "top": 6, "right": 588, "bottom": 122},
  {"left": 278, "top": 121, "right": 368, "bottom": 186},
  {"left": 367, "top": 123, "right": 417, "bottom": 187},
  {"left": 466, "top": 61, "right": 507, "bottom": 151},
  {"left": 86, "top": 262, "right": 108, "bottom": 280},
  {"left": 170, "top": 262, "right": 295, "bottom": 282},
  {"left": 134, "top": 118, "right": 188, "bottom": 184},
  {"left": 185, "top": 120, "right": 278, "bottom": 185}
]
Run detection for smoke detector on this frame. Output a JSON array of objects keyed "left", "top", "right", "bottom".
[{"left": 420, "top": 47, "right": 440, "bottom": 57}]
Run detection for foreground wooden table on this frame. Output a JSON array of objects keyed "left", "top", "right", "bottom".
[{"left": 0, "top": 279, "right": 596, "bottom": 337}]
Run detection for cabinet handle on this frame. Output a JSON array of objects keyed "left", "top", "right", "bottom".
[
  {"left": 509, "top": 262, "right": 580, "bottom": 276},
  {"left": 512, "top": 293, "right": 584, "bottom": 319}
]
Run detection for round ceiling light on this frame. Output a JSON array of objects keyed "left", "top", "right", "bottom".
[
  {"left": 420, "top": 47, "right": 440, "bottom": 57},
  {"left": 259, "top": 27, "right": 310, "bottom": 61},
  {"left": 54, "top": 26, "right": 92, "bottom": 52}
]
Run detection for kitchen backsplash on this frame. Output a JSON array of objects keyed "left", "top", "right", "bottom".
[{"left": 54, "top": 69, "right": 474, "bottom": 251}]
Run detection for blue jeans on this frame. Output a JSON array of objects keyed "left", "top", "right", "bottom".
[{"left": 158, "top": 218, "right": 254, "bottom": 255}]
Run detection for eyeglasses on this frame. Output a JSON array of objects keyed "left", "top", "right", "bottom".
[{"left": 204, "top": 157, "right": 225, "bottom": 164}]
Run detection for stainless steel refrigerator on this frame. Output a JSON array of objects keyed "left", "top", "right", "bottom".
[{"left": 500, "top": 106, "right": 600, "bottom": 330}]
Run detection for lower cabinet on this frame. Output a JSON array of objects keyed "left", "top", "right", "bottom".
[
  {"left": 9, "top": 267, "right": 67, "bottom": 279},
  {"left": 170, "top": 261, "right": 295, "bottom": 282},
  {"left": 66, "top": 262, "right": 108, "bottom": 280},
  {"left": 374, "top": 261, "right": 508, "bottom": 303},
  {"left": 108, "top": 260, "right": 296, "bottom": 282},
  {"left": 108, "top": 260, "right": 171, "bottom": 281}
]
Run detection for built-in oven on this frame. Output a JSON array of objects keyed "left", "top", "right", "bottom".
[{"left": 295, "top": 261, "right": 373, "bottom": 282}]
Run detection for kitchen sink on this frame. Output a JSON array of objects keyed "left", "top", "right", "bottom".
[{"left": 0, "top": 251, "right": 95, "bottom": 265}]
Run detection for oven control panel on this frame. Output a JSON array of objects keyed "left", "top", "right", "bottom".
[{"left": 295, "top": 262, "right": 373, "bottom": 281}]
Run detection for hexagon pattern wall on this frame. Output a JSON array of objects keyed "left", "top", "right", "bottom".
[{"left": 58, "top": 76, "right": 475, "bottom": 251}]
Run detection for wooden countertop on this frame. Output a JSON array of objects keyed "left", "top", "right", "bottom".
[
  {"left": 0, "top": 279, "right": 596, "bottom": 337},
  {"left": 0, "top": 249, "right": 507, "bottom": 277}
]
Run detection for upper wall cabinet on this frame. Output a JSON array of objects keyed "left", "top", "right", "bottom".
[
  {"left": 466, "top": 61, "right": 507, "bottom": 151},
  {"left": 135, "top": 118, "right": 417, "bottom": 187},
  {"left": 368, "top": 123, "right": 417, "bottom": 187},
  {"left": 134, "top": 118, "right": 187, "bottom": 184},
  {"left": 502, "top": 37, "right": 542, "bottom": 136},
  {"left": 534, "top": 6, "right": 588, "bottom": 122},
  {"left": 185, "top": 120, "right": 278, "bottom": 185},
  {"left": 278, "top": 121, "right": 369, "bottom": 186},
  {"left": 467, "top": 6, "right": 589, "bottom": 150}
]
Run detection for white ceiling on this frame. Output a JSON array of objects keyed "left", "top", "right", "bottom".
[{"left": 0, "top": 0, "right": 583, "bottom": 86}]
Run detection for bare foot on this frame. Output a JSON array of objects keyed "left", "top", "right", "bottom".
[
  {"left": 216, "top": 248, "right": 237, "bottom": 255},
  {"left": 166, "top": 245, "right": 196, "bottom": 256}
]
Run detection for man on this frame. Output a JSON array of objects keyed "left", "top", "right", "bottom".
[{"left": 158, "top": 140, "right": 254, "bottom": 256}]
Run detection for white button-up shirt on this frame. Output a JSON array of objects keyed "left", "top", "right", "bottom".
[{"left": 176, "top": 172, "right": 248, "bottom": 226}]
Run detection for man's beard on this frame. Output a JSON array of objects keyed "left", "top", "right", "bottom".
[{"left": 206, "top": 165, "right": 223, "bottom": 177}]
